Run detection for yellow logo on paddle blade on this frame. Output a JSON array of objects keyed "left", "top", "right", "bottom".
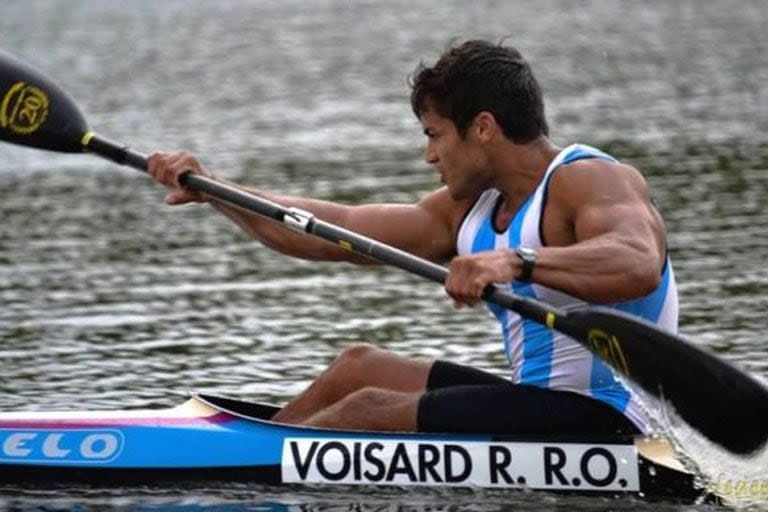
[
  {"left": 587, "top": 329, "right": 630, "bottom": 377},
  {"left": 1, "top": 81, "right": 49, "bottom": 135}
]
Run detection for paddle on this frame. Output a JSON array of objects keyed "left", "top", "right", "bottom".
[{"left": 2, "top": 49, "right": 767, "bottom": 456}]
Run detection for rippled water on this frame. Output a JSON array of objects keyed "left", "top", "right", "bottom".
[{"left": 1, "top": 0, "right": 767, "bottom": 509}]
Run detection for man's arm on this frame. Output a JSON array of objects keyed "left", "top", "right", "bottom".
[
  {"left": 147, "top": 152, "right": 467, "bottom": 265},
  {"left": 213, "top": 186, "right": 465, "bottom": 264},
  {"left": 445, "top": 160, "right": 667, "bottom": 305},
  {"left": 532, "top": 160, "right": 667, "bottom": 302}
]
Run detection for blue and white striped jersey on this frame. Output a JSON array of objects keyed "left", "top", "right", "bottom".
[{"left": 456, "top": 143, "right": 679, "bottom": 431}]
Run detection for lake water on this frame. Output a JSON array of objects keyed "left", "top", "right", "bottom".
[{"left": 1, "top": 0, "right": 767, "bottom": 509}]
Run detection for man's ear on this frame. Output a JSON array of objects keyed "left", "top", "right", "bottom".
[{"left": 472, "top": 111, "right": 498, "bottom": 142}]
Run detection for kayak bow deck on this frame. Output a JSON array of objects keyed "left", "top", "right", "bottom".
[{"left": 0, "top": 394, "right": 716, "bottom": 503}]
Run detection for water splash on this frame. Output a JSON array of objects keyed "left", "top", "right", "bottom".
[
  {"left": 673, "top": 421, "right": 768, "bottom": 509},
  {"left": 643, "top": 397, "right": 768, "bottom": 509}
]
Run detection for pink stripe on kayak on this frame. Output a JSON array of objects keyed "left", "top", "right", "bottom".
[{"left": 0, "top": 411, "right": 235, "bottom": 429}]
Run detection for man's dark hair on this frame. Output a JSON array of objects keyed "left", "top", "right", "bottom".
[{"left": 410, "top": 40, "right": 548, "bottom": 143}]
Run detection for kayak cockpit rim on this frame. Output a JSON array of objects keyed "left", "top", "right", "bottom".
[{"left": 192, "top": 392, "right": 281, "bottom": 422}]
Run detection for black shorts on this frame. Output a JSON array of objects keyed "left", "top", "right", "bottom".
[{"left": 417, "top": 361, "right": 640, "bottom": 437}]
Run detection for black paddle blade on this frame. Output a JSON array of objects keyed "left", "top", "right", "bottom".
[
  {"left": 0, "top": 50, "right": 87, "bottom": 153},
  {"left": 566, "top": 306, "right": 768, "bottom": 455}
]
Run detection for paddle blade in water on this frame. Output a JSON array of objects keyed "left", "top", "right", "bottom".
[
  {"left": 0, "top": 50, "right": 88, "bottom": 153},
  {"left": 565, "top": 306, "right": 768, "bottom": 455}
]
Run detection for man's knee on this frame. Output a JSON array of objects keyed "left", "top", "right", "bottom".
[
  {"left": 335, "top": 343, "right": 382, "bottom": 364},
  {"left": 328, "top": 343, "right": 385, "bottom": 377},
  {"left": 318, "top": 344, "right": 431, "bottom": 395}
]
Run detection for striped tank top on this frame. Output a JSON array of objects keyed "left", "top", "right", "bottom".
[{"left": 456, "top": 143, "right": 679, "bottom": 431}]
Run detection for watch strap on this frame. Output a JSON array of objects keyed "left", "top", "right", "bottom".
[{"left": 515, "top": 247, "right": 536, "bottom": 281}]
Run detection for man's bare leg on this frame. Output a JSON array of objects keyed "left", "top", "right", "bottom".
[
  {"left": 303, "top": 387, "right": 421, "bottom": 431},
  {"left": 272, "top": 344, "right": 432, "bottom": 425}
]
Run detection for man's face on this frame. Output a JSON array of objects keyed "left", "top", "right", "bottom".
[{"left": 419, "top": 109, "right": 490, "bottom": 201}]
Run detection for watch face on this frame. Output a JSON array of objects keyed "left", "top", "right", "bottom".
[{"left": 519, "top": 247, "right": 536, "bottom": 260}]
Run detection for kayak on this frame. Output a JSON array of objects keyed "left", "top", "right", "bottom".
[{"left": 0, "top": 393, "right": 717, "bottom": 503}]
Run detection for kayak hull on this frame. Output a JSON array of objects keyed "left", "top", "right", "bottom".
[{"left": 0, "top": 394, "right": 716, "bottom": 504}]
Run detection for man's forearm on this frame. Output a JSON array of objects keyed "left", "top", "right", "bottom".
[
  {"left": 533, "top": 237, "right": 663, "bottom": 304},
  {"left": 207, "top": 182, "right": 369, "bottom": 263}
]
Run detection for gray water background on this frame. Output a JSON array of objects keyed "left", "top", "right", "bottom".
[{"left": 1, "top": 0, "right": 767, "bottom": 509}]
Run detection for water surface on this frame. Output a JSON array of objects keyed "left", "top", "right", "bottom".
[{"left": 1, "top": 0, "right": 767, "bottom": 509}]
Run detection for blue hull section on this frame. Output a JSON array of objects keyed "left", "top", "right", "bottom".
[{"left": 0, "top": 394, "right": 480, "bottom": 470}]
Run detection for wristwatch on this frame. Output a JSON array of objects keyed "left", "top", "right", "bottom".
[{"left": 515, "top": 246, "right": 537, "bottom": 281}]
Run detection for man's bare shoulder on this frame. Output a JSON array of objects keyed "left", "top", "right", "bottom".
[{"left": 548, "top": 158, "right": 651, "bottom": 209}]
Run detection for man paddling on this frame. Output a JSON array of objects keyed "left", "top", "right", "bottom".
[{"left": 148, "top": 40, "right": 677, "bottom": 436}]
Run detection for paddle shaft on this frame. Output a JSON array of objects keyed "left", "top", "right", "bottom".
[{"left": 84, "top": 132, "right": 565, "bottom": 328}]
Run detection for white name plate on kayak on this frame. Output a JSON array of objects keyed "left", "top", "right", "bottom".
[{"left": 281, "top": 438, "right": 640, "bottom": 491}]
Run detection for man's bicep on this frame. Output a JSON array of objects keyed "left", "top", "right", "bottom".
[
  {"left": 568, "top": 168, "right": 666, "bottom": 258},
  {"left": 574, "top": 201, "right": 650, "bottom": 243},
  {"left": 343, "top": 190, "right": 461, "bottom": 263}
]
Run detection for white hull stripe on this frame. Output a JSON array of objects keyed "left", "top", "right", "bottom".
[{"left": 282, "top": 437, "right": 641, "bottom": 492}]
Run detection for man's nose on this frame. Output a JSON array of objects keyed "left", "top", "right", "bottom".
[{"left": 424, "top": 144, "right": 438, "bottom": 164}]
